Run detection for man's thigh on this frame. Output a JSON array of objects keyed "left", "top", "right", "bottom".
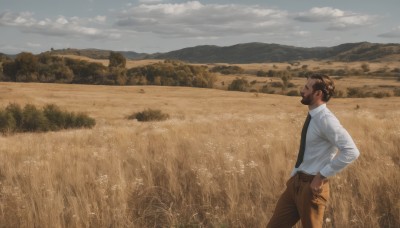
[
  {"left": 267, "top": 177, "right": 300, "bottom": 228},
  {"left": 298, "top": 181, "right": 330, "bottom": 228}
]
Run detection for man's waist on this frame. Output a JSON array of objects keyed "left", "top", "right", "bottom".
[{"left": 296, "top": 171, "right": 316, "bottom": 182}]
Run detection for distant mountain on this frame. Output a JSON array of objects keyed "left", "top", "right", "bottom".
[
  {"left": 47, "top": 48, "right": 148, "bottom": 60},
  {"left": 0, "top": 52, "right": 14, "bottom": 60},
  {"left": 148, "top": 42, "right": 400, "bottom": 63},
  {"left": 38, "top": 42, "right": 400, "bottom": 63}
]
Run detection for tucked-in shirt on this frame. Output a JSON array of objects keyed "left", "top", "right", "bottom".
[{"left": 290, "top": 103, "right": 360, "bottom": 178}]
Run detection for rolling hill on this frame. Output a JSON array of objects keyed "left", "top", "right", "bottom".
[
  {"left": 148, "top": 42, "right": 400, "bottom": 63},
  {"left": 46, "top": 48, "right": 148, "bottom": 60},
  {"left": 10, "top": 42, "right": 400, "bottom": 64}
]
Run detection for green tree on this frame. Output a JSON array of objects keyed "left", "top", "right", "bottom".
[
  {"left": 109, "top": 52, "right": 126, "bottom": 68},
  {"left": 2, "top": 61, "right": 18, "bottom": 81},
  {"left": 14, "top": 52, "right": 39, "bottom": 82}
]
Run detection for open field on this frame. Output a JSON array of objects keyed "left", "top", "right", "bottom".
[
  {"left": 58, "top": 54, "right": 400, "bottom": 74},
  {"left": 57, "top": 55, "right": 163, "bottom": 69},
  {"left": 55, "top": 55, "right": 400, "bottom": 96},
  {"left": 0, "top": 82, "right": 399, "bottom": 227}
]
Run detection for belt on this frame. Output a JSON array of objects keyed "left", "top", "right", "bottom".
[{"left": 296, "top": 172, "right": 315, "bottom": 182}]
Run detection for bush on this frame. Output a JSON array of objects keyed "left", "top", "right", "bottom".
[
  {"left": 74, "top": 113, "right": 96, "bottom": 128},
  {"left": 129, "top": 109, "right": 169, "bottom": 122},
  {"left": 0, "top": 110, "right": 16, "bottom": 133},
  {"left": 259, "top": 85, "right": 274, "bottom": 94},
  {"left": 394, "top": 88, "right": 400, "bottom": 97},
  {"left": 373, "top": 92, "right": 391, "bottom": 99},
  {"left": 127, "top": 61, "right": 216, "bottom": 88},
  {"left": 63, "top": 111, "right": 95, "bottom": 129},
  {"left": 270, "top": 81, "right": 283, "bottom": 88},
  {"left": 43, "top": 104, "right": 66, "bottom": 130},
  {"left": 210, "top": 65, "right": 244, "bottom": 75},
  {"left": 361, "top": 63, "right": 370, "bottom": 72},
  {"left": 21, "top": 104, "right": 49, "bottom": 132},
  {"left": 334, "top": 90, "right": 345, "bottom": 98},
  {"left": 5, "top": 103, "right": 23, "bottom": 128},
  {"left": 256, "top": 70, "right": 267, "bottom": 77},
  {"left": 286, "top": 90, "right": 300, "bottom": 96},
  {"left": 0, "top": 103, "right": 95, "bottom": 134},
  {"left": 228, "top": 78, "right": 249, "bottom": 92},
  {"left": 347, "top": 87, "right": 366, "bottom": 98}
]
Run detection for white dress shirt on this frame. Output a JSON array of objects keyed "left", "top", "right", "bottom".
[{"left": 291, "top": 103, "right": 360, "bottom": 178}]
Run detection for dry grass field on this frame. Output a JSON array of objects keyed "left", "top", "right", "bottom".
[
  {"left": 0, "top": 81, "right": 399, "bottom": 227},
  {"left": 56, "top": 55, "right": 400, "bottom": 96},
  {"left": 57, "top": 55, "right": 163, "bottom": 69}
]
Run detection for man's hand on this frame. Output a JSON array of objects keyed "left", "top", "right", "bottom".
[{"left": 310, "top": 173, "right": 327, "bottom": 195}]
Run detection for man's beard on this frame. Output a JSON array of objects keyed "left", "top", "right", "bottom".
[{"left": 301, "top": 93, "right": 313, "bottom": 105}]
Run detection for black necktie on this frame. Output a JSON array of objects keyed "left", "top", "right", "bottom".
[{"left": 295, "top": 114, "right": 311, "bottom": 168}]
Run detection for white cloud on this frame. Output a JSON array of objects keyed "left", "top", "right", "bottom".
[
  {"left": 378, "top": 26, "right": 400, "bottom": 38},
  {"left": 328, "top": 15, "right": 374, "bottom": 31},
  {"left": 115, "top": 1, "right": 290, "bottom": 38},
  {"left": 295, "top": 7, "right": 345, "bottom": 22},
  {"left": 294, "top": 7, "right": 375, "bottom": 31},
  {"left": 138, "top": 0, "right": 164, "bottom": 3},
  {"left": 26, "top": 42, "right": 41, "bottom": 47},
  {"left": 92, "top": 15, "right": 107, "bottom": 23},
  {"left": 0, "top": 11, "right": 118, "bottom": 39}
]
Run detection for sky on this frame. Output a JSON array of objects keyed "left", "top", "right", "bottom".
[{"left": 1, "top": 0, "right": 399, "bottom": 54}]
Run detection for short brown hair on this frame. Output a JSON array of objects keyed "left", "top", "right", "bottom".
[{"left": 309, "top": 74, "right": 335, "bottom": 102}]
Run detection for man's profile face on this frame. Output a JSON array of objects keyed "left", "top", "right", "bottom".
[{"left": 300, "top": 79, "right": 317, "bottom": 105}]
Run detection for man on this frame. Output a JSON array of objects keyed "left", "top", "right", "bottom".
[{"left": 267, "top": 74, "right": 360, "bottom": 228}]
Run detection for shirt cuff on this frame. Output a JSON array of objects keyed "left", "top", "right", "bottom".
[{"left": 319, "top": 165, "right": 336, "bottom": 178}]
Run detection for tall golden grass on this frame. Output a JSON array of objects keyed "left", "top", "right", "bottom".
[{"left": 0, "top": 82, "right": 399, "bottom": 227}]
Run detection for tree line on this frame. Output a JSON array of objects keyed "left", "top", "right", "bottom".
[{"left": 0, "top": 52, "right": 216, "bottom": 88}]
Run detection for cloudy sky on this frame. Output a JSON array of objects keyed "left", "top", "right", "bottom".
[{"left": 1, "top": 0, "right": 399, "bottom": 54}]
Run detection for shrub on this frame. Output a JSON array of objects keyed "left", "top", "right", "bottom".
[
  {"left": 0, "top": 110, "right": 16, "bottom": 134},
  {"left": 127, "top": 61, "right": 216, "bottom": 88},
  {"left": 210, "top": 65, "right": 244, "bottom": 75},
  {"left": 129, "top": 109, "right": 169, "bottom": 122},
  {"left": 270, "top": 81, "right": 283, "bottom": 88},
  {"left": 21, "top": 104, "right": 49, "bottom": 132},
  {"left": 347, "top": 87, "right": 366, "bottom": 98},
  {"left": 5, "top": 103, "right": 23, "bottom": 128},
  {"left": 228, "top": 78, "right": 249, "bottom": 92},
  {"left": 256, "top": 70, "right": 267, "bottom": 77},
  {"left": 394, "top": 88, "right": 400, "bottom": 97},
  {"left": 259, "top": 85, "right": 274, "bottom": 94},
  {"left": 334, "top": 90, "right": 345, "bottom": 98},
  {"left": 0, "top": 103, "right": 95, "bottom": 134},
  {"left": 63, "top": 112, "right": 95, "bottom": 129},
  {"left": 287, "top": 82, "right": 296, "bottom": 88},
  {"left": 373, "top": 92, "right": 391, "bottom": 99},
  {"left": 286, "top": 90, "right": 300, "bottom": 96},
  {"left": 391, "top": 68, "right": 400, "bottom": 73},
  {"left": 43, "top": 104, "right": 66, "bottom": 130},
  {"left": 74, "top": 113, "right": 96, "bottom": 128},
  {"left": 361, "top": 63, "right": 370, "bottom": 72}
]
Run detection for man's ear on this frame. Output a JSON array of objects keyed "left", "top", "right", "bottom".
[{"left": 315, "top": 90, "right": 323, "bottom": 98}]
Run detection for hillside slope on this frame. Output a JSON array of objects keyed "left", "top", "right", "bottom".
[
  {"left": 149, "top": 42, "right": 400, "bottom": 63},
  {"left": 39, "top": 42, "right": 400, "bottom": 63}
]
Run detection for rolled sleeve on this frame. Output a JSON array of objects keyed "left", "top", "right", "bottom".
[{"left": 320, "top": 114, "right": 360, "bottom": 177}]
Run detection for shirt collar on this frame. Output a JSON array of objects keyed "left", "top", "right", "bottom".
[{"left": 309, "top": 103, "right": 326, "bottom": 117}]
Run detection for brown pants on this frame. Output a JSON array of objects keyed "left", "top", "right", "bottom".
[{"left": 267, "top": 172, "right": 330, "bottom": 228}]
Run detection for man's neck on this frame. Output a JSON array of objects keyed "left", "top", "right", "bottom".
[{"left": 308, "top": 101, "right": 325, "bottom": 110}]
